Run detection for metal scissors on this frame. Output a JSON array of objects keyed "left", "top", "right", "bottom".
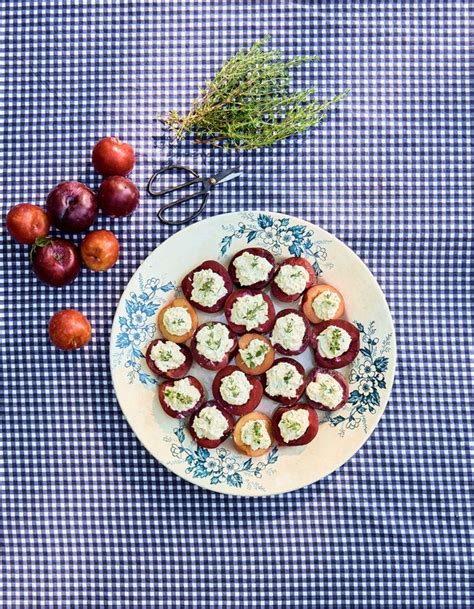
[{"left": 147, "top": 164, "right": 242, "bottom": 226}]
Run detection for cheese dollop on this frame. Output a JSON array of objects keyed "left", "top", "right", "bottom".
[
  {"left": 240, "top": 419, "right": 272, "bottom": 451},
  {"left": 163, "top": 378, "right": 201, "bottom": 412},
  {"left": 271, "top": 312, "right": 306, "bottom": 351},
  {"left": 274, "top": 264, "right": 309, "bottom": 295},
  {"left": 230, "top": 294, "right": 269, "bottom": 331},
  {"left": 265, "top": 361, "right": 303, "bottom": 399},
  {"left": 312, "top": 290, "right": 341, "bottom": 320},
  {"left": 195, "top": 323, "right": 234, "bottom": 362},
  {"left": 219, "top": 370, "right": 253, "bottom": 405},
  {"left": 306, "top": 373, "right": 343, "bottom": 409},
  {"left": 191, "top": 268, "right": 227, "bottom": 307},
  {"left": 278, "top": 409, "right": 310, "bottom": 443},
  {"left": 150, "top": 341, "right": 186, "bottom": 372},
  {"left": 233, "top": 251, "right": 273, "bottom": 286},
  {"left": 317, "top": 325, "right": 351, "bottom": 359},
  {"left": 162, "top": 306, "right": 193, "bottom": 336},
  {"left": 192, "top": 405, "right": 229, "bottom": 440}
]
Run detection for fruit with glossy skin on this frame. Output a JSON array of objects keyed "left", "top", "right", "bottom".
[
  {"left": 80, "top": 230, "right": 119, "bottom": 271},
  {"left": 46, "top": 181, "right": 97, "bottom": 233},
  {"left": 271, "top": 404, "right": 319, "bottom": 446},
  {"left": 263, "top": 357, "right": 306, "bottom": 405},
  {"left": 97, "top": 176, "right": 139, "bottom": 217},
  {"left": 48, "top": 309, "right": 92, "bottom": 350},
  {"left": 211, "top": 365, "right": 263, "bottom": 415},
  {"left": 271, "top": 308, "right": 311, "bottom": 356},
  {"left": 92, "top": 136, "right": 135, "bottom": 177},
  {"left": 188, "top": 401, "right": 235, "bottom": 449},
  {"left": 31, "top": 237, "right": 81, "bottom": 287},
  {"left": 6, "top": 203, "right": 50, "bottom": 244}
]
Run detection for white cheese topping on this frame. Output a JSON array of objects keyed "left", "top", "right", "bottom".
[
  {"left": 150, "top": 341, "right": 186, "bottom": 372},
  {"left": 191, "top": 268, "right": 227, "bottom": 307},
  {"left": 192, "top": 405, "right": 229, "bottom": 440},
  {"left": 162, "top": 306, "right": 193, "bottom": 336},
  {"left": 312, "top": 290, "right": 341, "bottom": 320},
  {"left": 240, "top": 419, "right": 272, "bottom": 451},
  {"left": 317, "top": 325, "right": 351, "bottom": 359},
  {"left": 195, "top": 323, "right": 234, "bottom": 362},
  {"left": 219, "top": 370, "right": 253, "bottom": 406},
  {"left": 274, "top": 263, "right": 309, "bottom": 295},
  {"left": 239, "top": 338, "right": 270, "bottom": 370},
  {"left": 230, "top": 294, "right": 269, "bottom": 331},
  {"left": 163, "top": 378, "right": 201, "bottom": 412},
  {"left": 271, "top": 313, "right": 306, "bottom": 351},
  {"left": 265, "top": 362, "right": 303, "bottom": 399},
  {"left": 233, "top": 251, "right": 273, "bottom": 286},
  {"left": 278, "top": 409, "right": 310, "bottom": 443},
  {"left": 306, "top": 373, "right": 344, "bottom": 409}
]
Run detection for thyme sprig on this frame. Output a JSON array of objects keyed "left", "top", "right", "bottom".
[{"left": 162, "top": 36, "right": 349, "bottom": 150}]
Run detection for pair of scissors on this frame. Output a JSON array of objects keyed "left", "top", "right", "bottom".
[{"left": 147, "top": 164, "right": 242, "bottom": 226}]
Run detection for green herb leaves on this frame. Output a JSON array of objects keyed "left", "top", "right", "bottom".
[{"left": 163, "top": 36, "right": 349, "bottom": 150}]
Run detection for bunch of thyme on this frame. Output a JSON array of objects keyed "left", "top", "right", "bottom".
[{"left": 162, "top": 36, "right": 348, "bottom": 150}]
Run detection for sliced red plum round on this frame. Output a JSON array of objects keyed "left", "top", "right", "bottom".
[
  {"left": 271, "top": 257, "right": 317, "bottom": 302},
  {"left": 211, "top": 365, "right": 263, "bottom": 415},
  {"left": 228, "top": 247, "right": 276, "bottom": 289},
  {"left": 190, "top": 322, "right": 238, "bottom": 371},
  {"left": 271, "top": 404, "right": 319, "bottom": 446},
  {"left": 188, "top": 401, "right": 235, "bottom": 448},
  {"left": 145, "top": 339, "right": 192, "bottom": 379},
  {"left": 181, "top": 260, "right": 233, "bottom": 313},
  {"left": 224, "top": 289, "right": 275, "bottom": 335},
  {"left": 311, "top": 319, "right": 360, "bottom": 369},
  {"left": 263, "top": 357, "right": 306, "bottom": 405},
  {"left": 270, "top": 308, "right": 311, "bottom": 356},
  {"left": 158, "top": 376, "right": 205, "bottom": 419},
  {"left": 304, "top": 368, "right": 349, "bottom": 411}
]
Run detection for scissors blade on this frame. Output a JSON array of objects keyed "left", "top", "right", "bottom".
[{"left": 209, "top": 166, "right": 242, "bottom": 186}]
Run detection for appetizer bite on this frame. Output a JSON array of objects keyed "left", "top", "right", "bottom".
[
  {"left": 263, "top": 357, "right": 306, "bottom": 405},
  {"left": 271, "top": 257, "right": 317, "bottom": 302},
  {"left": 212, "top": 365, "right": 263, "bottom": 415},
  {"left": 145, "top": 339, "right": 192, "bottom": 379},
  {"left": 272, "top": 404, "right": 319, "bottom": 446},
  {"left": 190, "top": 322, "right": 238, "bottom": 371},
  {"left": 224, "top": 289, "right": 275, "bottom": 334},
  {"left": 270, "top": 309, "right": 310, "bottom": 355},
  {"left": 181, "top": 260, "right": 232, "bottom": 313},
  {"left": 157, "top": 297, "right": 198, "bottom": 343},
  {"left": 233, "top": 412, "right": 273, "bottom": 457},
  {"left": 311, "top": 320, "right": 360, "bottom": 369},
  {"left": 305, "top": 368, "right": 348, "bottom": 411},
  {"left": 302, "top": 284, "right": 344, "bottom": 324},
  {"left": 188, "top": 401, "right": 234, "bottom": 448},
  {"left": 158, "top": 376, "right": 205, "bottom": 419},
  {"left": 235, "top": 333, "right": 275, "bottom": 375},
  {"left": 228, "top": 247, "right": 276, "bottom": 289}
]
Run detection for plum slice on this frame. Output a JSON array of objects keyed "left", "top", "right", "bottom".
[
  {"left": 233, "top": 412, "right": 273, "bottom": 457},
  {"left": 145, "top": 338, "right": 192, "bottom": 379},
  {"left": 158, "top": 376, "right": 205, "bottom": 419},
  {"left": 301, "top": 284, "right": 345, "bottom": 324},
  {"left": 272, "top": 404, "right": 319, "bottom": 446},
  {"left": 224, "top": 289, "right": 275, "bottom": 335},
  {"left": 157, "top": 297, "right": 198, "bottom": 343},
  {"left": 311, "top": 319, "right": 360, "bottom": 369},
  {"left": 263, "top": 357, "right": 306, "bottom": 405},
  {"left": 235, "top": 333, "right": 275, "bottom": 375},
  {"left": 271, "top": 257, "right": 317, "bottom": 302},
  {"left": 212, "top": 365, "right": 263, "bottom": 415},
  {"left": 190, "top": 322, "right": 238, "bottom": 371},
  {"left": 304, "top": 368, "right": 349, "bottom": 411},
  {"left": 181, "top": 260, "right": 233, "bottom": 313},
  {"left": 270, "top": 308, "right": 311, "bottom": 356},
  {"left": 188, "top": 401, "right": 235, "bottom": 448},
  {"left": 228, "top": 247, "right": 276, "bottom": 289}
]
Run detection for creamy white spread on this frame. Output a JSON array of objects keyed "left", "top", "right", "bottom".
[
  {"left": 191, "top": 268, "right": 227, "bottom": 307},
  {"left": 312, "top": 289, "right": 341, "bottom": 320},
  {"left": 306, "top": 373, "right": 343, "bottom": 409},
  {"left": 219, "top": 370, "right": 253, "bottom": 405},
  {"left": 240, "top": 419, "right": 272, "bottom": 451},
  {"left": 195, "top": 323, "right": 234, "bottom": 362},
  {"left": 230, "top": 294, "right": 269, "bottom": 331},
  {"left": 278, "top": 409, "right": 310, "bottom": 443},
  {"left": 150, "top": 341, "right": 186, "bottom": 372},
  {"left": 163, "top": 377, "right": 201, "bottom": 412},
  {"left": 162, "top": 306, "right": 192, "bottom": 336},
  {"left": 271, "top": 312, "right": 306, "bottom": 351},
  {"left": 192, "top": 405, "right": 228, "bottom": 440},
  {"left": 233, "top": 251, "right": 273, "bottom": 286},
  {"left": 239, "top": 338, "right": 270, "bottom": 370},
  {"left": 265, "top": 361, "right": 303, "bottom": 399},
  {"left": 317, "top": 325, "right": 351, "bottom": 359},
  {"left": 274, "top": 263, "right": 309, "bottom": 295}
]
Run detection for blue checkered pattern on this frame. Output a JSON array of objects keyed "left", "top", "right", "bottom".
[{"left": 2, "top": 1, "right": 472, "bottom": 607}]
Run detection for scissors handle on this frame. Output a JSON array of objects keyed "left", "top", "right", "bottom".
[
  {"left": 147, "top": 164, "right": 203, "bottom": 197},
  {"left": 157, "top": 192, "right": 209, "bottom": 226}
]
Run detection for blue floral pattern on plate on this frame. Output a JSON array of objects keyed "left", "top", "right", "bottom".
[
  {"left": 220, "top": 212, "right": 332, "bottom": 274},
  {"left": 112, "top": 275, "right": 175, "bottom": 386}
]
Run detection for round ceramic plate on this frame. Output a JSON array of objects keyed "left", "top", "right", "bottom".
[{"left": 110, "top": 211, "right": 396, "bottom": 496}]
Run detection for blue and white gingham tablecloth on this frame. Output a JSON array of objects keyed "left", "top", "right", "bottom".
[{"left": 2, "top": 1, "right": 472, "bottom": 607}]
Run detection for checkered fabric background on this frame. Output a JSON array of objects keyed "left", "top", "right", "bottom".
[{"left": 2, "top": 1, "right": 472, "bottom": 607}]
